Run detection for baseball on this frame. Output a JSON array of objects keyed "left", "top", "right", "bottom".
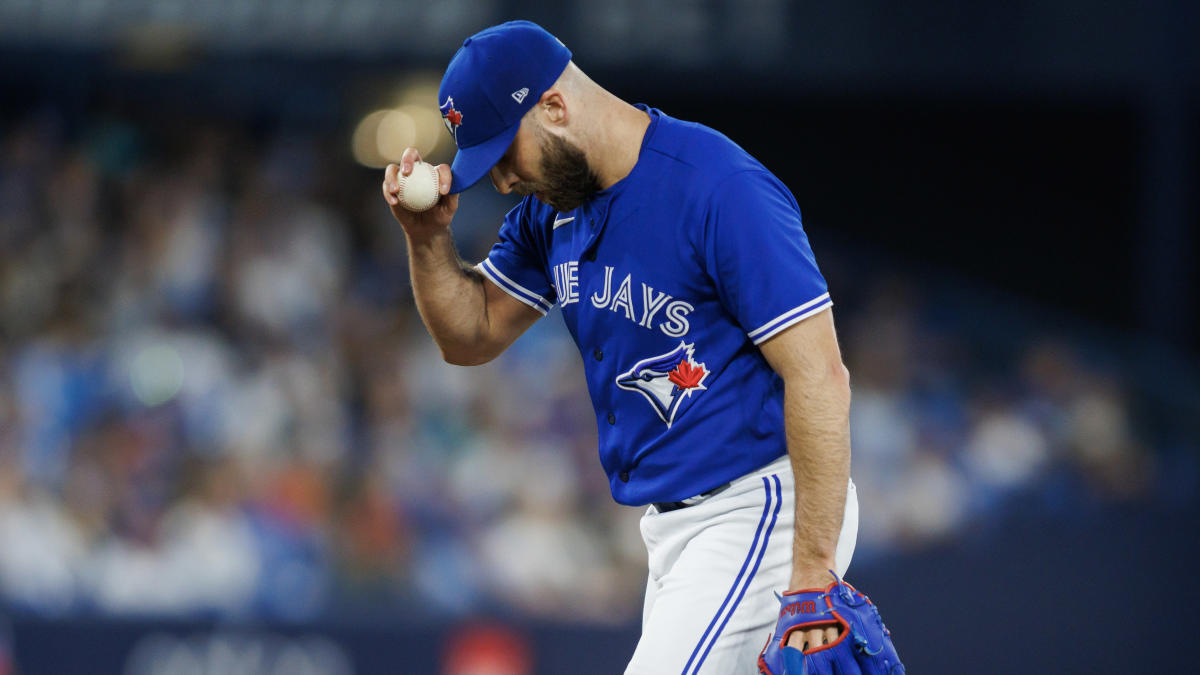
[{"left": 397, "top": 160, "right": 440, "bottom": 212}]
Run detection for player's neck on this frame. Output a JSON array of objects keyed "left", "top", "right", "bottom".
[{"left": 587, "top": 99, "right": 652, "bottom": 190}]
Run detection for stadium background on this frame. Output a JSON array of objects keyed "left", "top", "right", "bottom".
[{"left": 0, "top": 1, "right": 1197, "bottom": 673}]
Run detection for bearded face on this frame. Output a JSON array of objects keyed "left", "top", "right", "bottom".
[{"left": 513, "top": 127, "right": 602, "bottom": 213}]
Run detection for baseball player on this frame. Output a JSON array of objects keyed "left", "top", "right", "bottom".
[{"left": 382, "top": 21, "right": 903, "bottom": 675}]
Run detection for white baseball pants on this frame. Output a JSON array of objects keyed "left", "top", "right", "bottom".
[{"left": 625, "top": 456, "right": 859, "bottom": 675}]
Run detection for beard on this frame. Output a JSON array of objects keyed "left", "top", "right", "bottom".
[{"left": 514, "top": 132, "right": 602, "bottom": 213}]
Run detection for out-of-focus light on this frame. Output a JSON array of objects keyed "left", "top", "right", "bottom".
[
  {"left": 130, "top": 344, "right": 185, "bottom": 407},
  {"left": 397, "top": 77, "right": 442, "bottom": 110},
  {"left": 351, "top": 110, "right": 391, "bottom": 168},
  {"left": 352, "top": 74, "right": 459, "bottom": 168},
  {"left": 375, "top": 109, "right": 417, "bottom": 163},
  {"left": 398, "top": 103, "right": 447, "bottom": 160}
]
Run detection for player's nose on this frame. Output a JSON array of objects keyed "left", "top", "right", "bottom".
[{"left": 489, "top": 164, "right": 519, "bottom": 195}]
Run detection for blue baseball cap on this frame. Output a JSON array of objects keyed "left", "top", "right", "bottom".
[{"left": 438, "top": 21, "right": 572, "bottom": 193}]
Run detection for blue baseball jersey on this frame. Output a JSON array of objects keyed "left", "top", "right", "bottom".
[{"left": 476, "top": 105, "right": 832, "bottom": 506}]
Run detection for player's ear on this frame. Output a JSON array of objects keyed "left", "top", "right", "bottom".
[{"left": 537, "top": 89, "right": 568, "bottom": 128}]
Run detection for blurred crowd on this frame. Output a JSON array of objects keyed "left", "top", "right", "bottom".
[{"left": 0, "top": 106, "right": 1186, "bottom": 624}]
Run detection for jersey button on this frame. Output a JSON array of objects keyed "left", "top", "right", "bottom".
[
  {"left": 607, "top": 412, "right": 616, "bottom": 425},
  {"left": 593, "top": 349, "right": 603, "bottom": 361},
  {"left": 619, "top": 471, "right": 629, "bottom": 482}
]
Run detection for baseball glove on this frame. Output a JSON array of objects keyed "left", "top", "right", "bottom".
[{"left": 758, "top": 573, "right": 904, "bottom": 675}]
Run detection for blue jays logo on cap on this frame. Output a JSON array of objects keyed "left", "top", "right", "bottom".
[
  {"left": 616, "top": 342, "right": 709, "bottom": 427},
  {"left": 439, "top": 96, "right": 463, "bottom": 144}
]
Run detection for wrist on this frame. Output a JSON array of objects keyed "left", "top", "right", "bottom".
[
  {"left": 405, "top": 227, "right": 453, "bottom": 251},
  {"left": 789, "top": 563, "right": 837, "bottom": 591}
]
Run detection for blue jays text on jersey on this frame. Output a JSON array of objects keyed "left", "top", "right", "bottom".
[{"left": 476, "top": 105, "right": 833, "bottom": 506}]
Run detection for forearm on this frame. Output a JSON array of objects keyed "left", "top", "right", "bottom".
[
  {"left": 405, "top": 229, "right": 493, "bottom": 364},
  {"left": 783, "top": 364, "right": 852, "bottom": 588}
]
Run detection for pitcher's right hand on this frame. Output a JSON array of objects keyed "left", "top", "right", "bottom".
[{"left": 382, "top": 148, "right": 457, "bottom": 238}]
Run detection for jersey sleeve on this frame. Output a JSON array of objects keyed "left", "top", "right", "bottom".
[
  {"left": 475, "top": 198, "right": 555, "bottom": 316},
  {"left": 704, "top": 169, "right": 832, "bottom": 345}
]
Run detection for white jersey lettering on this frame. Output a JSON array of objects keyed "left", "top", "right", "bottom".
[
  {"left": 553, "top": 261, "right": 580, "bottom": 306},
  {"left": 585, "top": 265, "right": 692, "bottom": 337},
  {"left": 660, "top": 300, "right": 694, "bottom": 337},
  {"left": 639, "top": 285, "right": 672, "bottom": 329},
  {"left": 590, "top": 265, "right": 615, "bottom": 308},
  {"left": 610, "top": 274, "right": 636, "bottom": 321}
]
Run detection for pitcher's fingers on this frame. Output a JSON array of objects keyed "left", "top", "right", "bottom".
[
  {"left": 789, "top": 626, "right": 838, "bottom": 653},
  {"left": 787, "top": 628, "right": 815, "bottom": 652},
  {"left": 382, "top": 164, "right": 400, "bottom": 205},
  {"left": 436, "top": 164, "right": 453, "bottom": 195},
  {"left": 785, "top": 629, "right": 800, "bottom": 650},
  {"left": 400, "top": 147, "right": 422, "bottom": 174}
]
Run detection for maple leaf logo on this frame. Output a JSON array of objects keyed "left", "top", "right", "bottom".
[{"left": 668, "top": 359, "right": 706, "bottom": 389}]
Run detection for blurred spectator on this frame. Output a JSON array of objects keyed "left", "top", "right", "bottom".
[
  {"left": 962, "top": 397, "right": 1051, "bottom": 494},
  {"left": 0, "top": 472, "right": 85, "bottom": 613},
  {"left": 1066, "top": 376, "right": 1153, "bottom": 500}
]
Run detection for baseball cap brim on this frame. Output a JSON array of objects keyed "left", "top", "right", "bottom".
[{"left": 448, "top": 121, "right": 522, "bottom": 194}]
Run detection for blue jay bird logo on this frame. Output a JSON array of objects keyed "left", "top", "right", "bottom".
[
  {"left": 439, "top": 96, "right": 463, "bottom": 144},
  {"left": 616, "top": 342, "right": 709, "bottom": 427}
]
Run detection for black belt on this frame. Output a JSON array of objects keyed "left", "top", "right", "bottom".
[{"left": 652, "top": 482, "right": 732, "bottom": 513}]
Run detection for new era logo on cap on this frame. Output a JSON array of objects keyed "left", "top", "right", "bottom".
[{"left": 511, "top": 87, "right": 529, "bottom": 103}]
